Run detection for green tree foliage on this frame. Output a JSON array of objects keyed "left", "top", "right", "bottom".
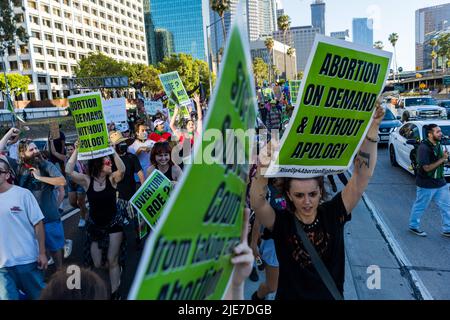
[
  {"left": 437, "top": 33, "right": 450, "bottom": 69},
  {"left": 252, "top": 58, "right": 268, "bottom": 87},
  {"left": 277, "top": 14, "right": 291, "bottom": 79},
  {"left": 0, "top": 73, "right": 30, "bottom": 96},
  {"left": 74, "top": 51, "right": 125, "bottom": 78},
  {"left": 210, "top": 0, "right": 231, "bottom": 40},
  {"left": 0, "top": 0, "right": 28, "bottom": 56},
  {"left": 373, "top": 41, "right": 384, "bottom": 50}
]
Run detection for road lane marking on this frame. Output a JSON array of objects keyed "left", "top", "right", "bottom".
[{"left": 363, "top": 193, "right": 434, "bottom": 300}]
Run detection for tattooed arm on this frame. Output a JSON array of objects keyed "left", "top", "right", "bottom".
[{"left": 342, "top": 102, "right": 385, "bottom": 213}]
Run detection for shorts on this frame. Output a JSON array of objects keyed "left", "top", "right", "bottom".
[
  {"left": 44, "top": 220, "right": 65, "bottom": 252},
  {"left": 260, "top": 239, "right": 279, "bottom": 268},
  {"left": 0, "top": 263, "right": 45, "bottom": 300},
  {"left": 87, "top": 223, "right": 123, "bottom": 242},
  {"left": 68, "top": 183, "right": 85, "bottom": 194}
]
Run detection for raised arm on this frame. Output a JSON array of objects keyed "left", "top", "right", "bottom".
[
  {"left": 169, "top": 107, "right": 181, "bottom": 139},
  {"left": 48, "top": 138, "right": 66, "bottom": 162},
  {"left": 0, "top": 128, "right": 19, "bottom": 152},
  {"left": 65, "top": 145, "right": 90, "bottom": 190},
  {"left": 342, "top": 102, "right": 385, "bottom": 213},
  {"left": 193, "top": 93, "right": 203, "bottom": 134},
  {"left": 250, "top": 167, "right": 275, "bottom": 230},
  {"left": 110, "top": 150, "right": 125, "bottom": 185}
]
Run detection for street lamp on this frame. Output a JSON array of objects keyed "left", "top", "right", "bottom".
[{"left": 205, "top": 17, "right": 223, "bottom": 95}]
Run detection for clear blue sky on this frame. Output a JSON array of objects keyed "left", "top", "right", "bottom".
[{"left": 281, "top": 0, "right": 450, "bottom": 70}]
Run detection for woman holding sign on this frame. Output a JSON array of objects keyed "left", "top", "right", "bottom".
[
  {"left": 250, "top": 104, "right": 385, "bottom": 300},
  {"left": 66, "top": 142, "right": 126, "bottom": 300}
]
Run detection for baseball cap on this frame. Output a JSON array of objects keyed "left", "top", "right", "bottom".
[
  {"left": 154, "top": 119, "right": 164, "bottom": 127},
  {"left": 109, "top": 131, "right": 128, "bottom": 145}
]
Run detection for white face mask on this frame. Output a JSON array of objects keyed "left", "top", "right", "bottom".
[{"left": 138, "top": 132, "right": 148, "bottom": 140}]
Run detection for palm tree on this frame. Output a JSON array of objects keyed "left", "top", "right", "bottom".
[
  {"left": 437, "top": 33, "right": 450, "bottom": 72},
  {"left": 373, "top": 41, "right": 384, "bottom": 50},
  {"left": 264, "top": 37, "right": 274, "bottom": 82},
  {"left": 210, "top": 0, "right": 230, "bottom": 41},
  {"left": 430, "top": 39, "right": 438, "bottom": 73},
  {"left": 277, "top": 14, "right": 291, "bottom": 80},
  {"left": 388, "top": 33, "right": 399, "bottom": 82},
  {"left": 286, "top": 47, "right": 295, "bottom": 80}
]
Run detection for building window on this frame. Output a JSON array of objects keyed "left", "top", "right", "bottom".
[
  {"left": 118, "top": 50, "right": 123, "bottom": 56},
  {"left": 86, "top": 43, "right": 93, "bottom": 50},
  {"left": 46, "top": 48, "right": 55, "bottom": 56},
  {"left": 70, "top": 65, "right": 77, "bottom": 73},
  {"left": 38, "top": 76, "right": 47, "bottom": 84},
  {"left": 79, "top": 54, "right": 85, "bottom": 60},
  {"left": 77, "top": 41, "right": 84, "bottom": 48},
  {"left": 58, "top": 50, "right": 66, "bottom": 58},
  {"left": 42, "top": 19, "right": 51, "bottom": 27},
  {"left": 117, "top": 39, "right": 122, "bottom": 45},
  {"left": 94, "top": 33, "right": 100, "bottom": 40},
  {"left": 50, "top": 77, "right": 59, "bottom": 84},
  {"left": 22, "top": 60, "right": 31, "bottom": 69},
  {"left": 48, "top": 63, "right": 57, "bottom": 71},
  {"left": 56, "top": 36, "right": 64, "bottom": 44},
  {"left": 131, "top": 53, "right": 135, "bottom": 58},
  {"left": 100, "top": 12, "right": 105, "bottom": 18},
  {"left": 92, "top": 9, "right": 97, "bottom": 16},
  {"left": 55, "top": 22, "right": 63, "bottom": 30},
  {"left": 64, "top": 11, "right": 71, "bottom": 18},
  {"left": 73, "top": 1, "right": 80, "bottom": 9},
  {"left": 69, "top": 52, "right": 76, "bottom": 59},
  {"left": 28, "top": 1, "right": 37, "bottom": 9},
  {"left": 63, "top": 0, "right": 70, "bottom": 6},
  {"left": 101, "top": 24, "right": 107, "bottom": 31},
  {"left": 103, "top": 47, "right": 109, "bottom": 53},
  {"left": 75, "top": 15, "right": 82, "bottom": 23},
  {"left": 85, "top": 30, "right": 91, "bottom": 37},
  {"left": 63, "top": 90, "right": 70, "bottom": 98},
  {"left": 61, "top": 78, "right": 69, "bottom": 85},
  {"left": 83, "top": 5, "right": 89, "bottom": 13},
  {"left": 45, "top": 33, "right": 53, "bottom": 41},
  {"left": 9, "top": 61, "right": 18, "bottom": 70},
  {"left": 65, "top": 25, "right": 73, "bottom": 33},
  {"left": 93, "top": 21, "right": 99, "bottom": 28},
  {"left": 34, "top": 46, "right": 43, "bottom": 54},
  {"left": 67, "top": 39, "right": 74, "bottom": 46},
  {"left": 60, "top": 64, "right": 68, "bottom": 72},
  {"left": 102, "top": 35, "right": 107, "bottom": 41},
  {"left": 83, "top": 18, "right": 91, "bottom": 25},
  {"left": 108, "top": 15, "right": 112, "bottom": 21},
  {"left": 30, "top": 15, "right": 39, "bottom": 24},
  {"left": 110, "top": 37, "right": 115, "bottom": 43},
  {"left": 95, "top": 45, "right": 101, "bottom": 51},
  {"left": 53, "top": 8, "right": 61, "bottom": 16},
  {"left": 76, "top": 28, "right": 83, "bottom": 35},
  {"left": 40, "top": 90, "right": 49, "bottom": 100},
  {"left": 111, "top": 48, "right": 116, "bottom": 54},
  {"left": 40, "top": 4, "right": 50, "bottom": 13}
]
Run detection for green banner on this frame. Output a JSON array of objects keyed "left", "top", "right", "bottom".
[
  {"left": 128, "top": 11, "right": 257, "bottom": 300},
  {"left": 289, "top": 80, "right": 302, "bottom": 105},
  {"left": 266, "top": 36, "right": 392, "bottom": 178},
  {"left": 159, "top": 71, "right": 191, "bottom": 107},
  {"left": 68, "top": 92, "right": 113, "bottom": 160},
  {"left": 130, "top": 170, "right": 173, "bottom": 230}
]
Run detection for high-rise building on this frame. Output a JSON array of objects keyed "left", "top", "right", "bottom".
[
  {"left": 146, "top": 0, "right": 209, "bottom": 64},
  {"left": 274, "top": 26, "right": 320, "bottom": 72},
  {"left": 415, "top": 4, "right": 450, "bottom": 70},
  {"left": 154, "top": 29, "right": 175, "bottom": 63},
  {"left": 1, "top": 0, "right": 147, "bottom": 101},
  {"left": 311, "top": 0, "right": 325, "bottom": 35},
  {"left": 259, "top": 0, "right": 277, "bottom": 36},
  {"left": 352, "top": 18, "right": 374, "bottom": 47},
  {"left": 330, "top": 30, "right": 350, "bottom": 41},
  {"left": 276, "top": 8, "right": 284, "bottom": 21},
  {"left": 250, "top": 38, "right": 297, "bottom": 81},
  {"left": 247, "top": 0, "right": 260, "bottom": 41}
]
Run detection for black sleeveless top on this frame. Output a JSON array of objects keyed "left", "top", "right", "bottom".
[
  {"left": 161, "top": 164, "right": 174, "bottom": 181},
  {"left": 86, "top": 176, "right": 117, "bottom": 227}
]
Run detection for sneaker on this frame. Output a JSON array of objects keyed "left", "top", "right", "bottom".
[
  {"left": 48, "top": 257, "right": 54, "bottom": 265},
  {"left": 78, "top": 218, "right": 86, "bottom": 228},
  {"left": 249, "top": 266, "right": 259, "bottom": 282},
  {"left": 64, "top": 239, "right": 73, "bottom": 258},
  {"left": 251, "top": 291, "right": 265, "bottom": 301},
  {"left": 409, "top": 228, "right": 427, "bottom": 237},
  {"left": 442, "top": 232, "right": 450, "bottom": 238}
]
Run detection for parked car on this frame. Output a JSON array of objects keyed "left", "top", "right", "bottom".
[
  {"left": 396, "top": 96, "right": 447, "bottom": 122},
  {"left": 388, "top": 120, "right": 450, "bottom": 177},
  {"left": 378, "top": 108, "right": 402, "bottom": 144},
  {"left": 437, "top": 100, "right": 450, "bottom": 119},
  {"left": 33, "top": 138, "right": 48, "bottom": 152}
]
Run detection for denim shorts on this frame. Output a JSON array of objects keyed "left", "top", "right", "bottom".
[
  {"left": 0, "top": 263, "right": 45, "bottom": 300},
  {"left": 260, "top": 239, "right": 279, "bottom": 268},
  {"left": 67, "top": 183, "right": 85, "bottom": 194},
  {"left": 44, "top": 220, "right": 65, "bottom": 252}
]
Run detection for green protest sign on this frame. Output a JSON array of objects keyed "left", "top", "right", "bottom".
[
  {"left": 68, "top": 92, "right": 113, "bottom": 160},
  {"left": 130, "top": 170, "right": 172, "bottom": 230},
  {"left": 289, "top": 80, "right": 302, "bottom": 105},
  {"left": 266, "top": 36, "right": 392, "bottom": 178},
  {"left": 128, "top": 8, "right": 257, "bottom": 300},
  {"left": 159, "top": 71, "right": 191, "bottom": 107},
  {"left": 137, "top": 213, "right": 149, "bottom": 239}
]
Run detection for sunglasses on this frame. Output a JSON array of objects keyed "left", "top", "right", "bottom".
[{"left": 103, "top": 159, "right": 112, "bottom": 166}]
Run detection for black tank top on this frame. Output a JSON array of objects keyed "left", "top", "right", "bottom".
[
  {"left": 161, "top": 164, "right": 173, "bottom": 181},
  {"left": 86, "top": 176, "right": 117, "bottom": 227}
]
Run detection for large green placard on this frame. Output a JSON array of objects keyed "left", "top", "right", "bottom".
[
  {"left": 128, "top": 9, "right": 257, "bottom": 300},
  {"left": 266, "top": 36, "right": 392, "bottom": 178}
]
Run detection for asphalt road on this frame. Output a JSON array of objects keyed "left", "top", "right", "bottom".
[{"left": 365, "top": 145, "right": 450, "bottom": 299}]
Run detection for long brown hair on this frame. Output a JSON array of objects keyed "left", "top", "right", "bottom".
[{"left": 282, "top": 177, "right": 327, "bottom": 213}]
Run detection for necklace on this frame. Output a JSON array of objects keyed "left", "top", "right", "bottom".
[
  {"left": 297, "top": 216, "right": 320, "bottom": 231},
  {"left": 94, "top": 177, "right": 106, "bottom": 187}
]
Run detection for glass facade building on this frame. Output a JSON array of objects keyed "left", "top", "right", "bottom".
[
  {"left": 146, "top": 0, "right": 208, "bottom": 64},
  {"left": 352, "top": 18, "right": 373, "bottom": 48},
  {"left": 311, "top": 0, "right": 325, "bottom": 35}
]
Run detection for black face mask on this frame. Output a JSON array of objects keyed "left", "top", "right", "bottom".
[{"left": 117, "top": 143, "right": 128, "bottom": 154}]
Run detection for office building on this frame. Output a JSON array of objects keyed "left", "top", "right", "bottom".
[
  {"left": 330, "top": 30, "right": 350, "bottom": 41},
  {"left": 1, "top": 0, "right": 147, "bottom": 101},
  {"left": 311, "top": 0, "right": 325, "bottom": 35},
  {"left": 415, "top": 4, "right": 450, "bottom": 70},
  {"left": 352, "top": 18, "right": 374, "bottom": 47}
]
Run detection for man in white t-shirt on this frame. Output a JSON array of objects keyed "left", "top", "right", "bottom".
[
  {"left": 0, "top": 158, "right": 48, "bottom": 300},
  {"left": 128, "top": 121, "right": 154, "bottom": 179}
]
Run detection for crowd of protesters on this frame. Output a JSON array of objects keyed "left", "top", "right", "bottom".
[{"left": 0, "top": 79, "right": 389, "bottom": 301}]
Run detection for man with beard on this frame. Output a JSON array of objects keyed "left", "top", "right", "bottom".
[{"left": 17, "top": 139, "right": 66, "bottom": 270}]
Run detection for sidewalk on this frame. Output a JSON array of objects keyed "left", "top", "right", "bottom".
[{"left": 244, "top": 194, "right": 416, "bottom": 300}]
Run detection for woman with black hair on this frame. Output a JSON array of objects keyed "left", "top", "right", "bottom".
[
  {"left": 250, "top": 104, "right": 384, "bottom": 300},
  {"left": 66, "top": 143, "right": 125, "bottom": 299}
]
